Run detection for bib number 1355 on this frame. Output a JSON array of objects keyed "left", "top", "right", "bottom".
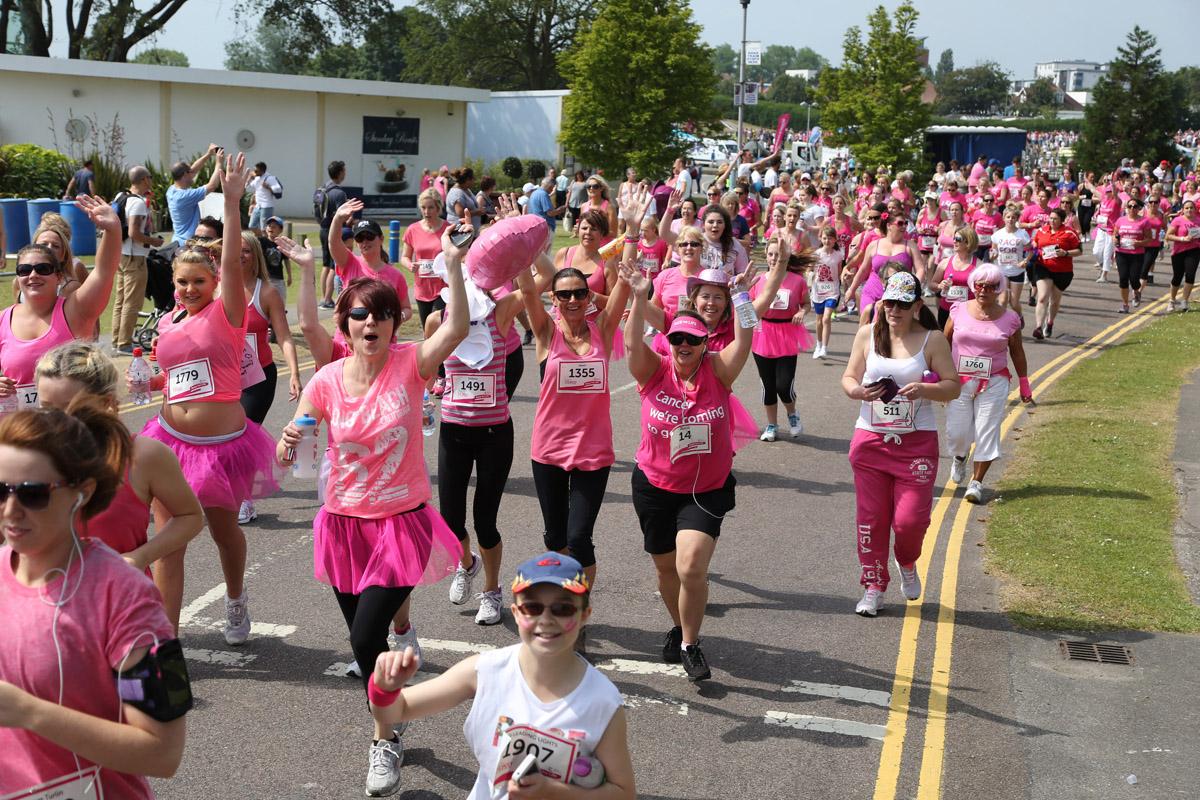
[{"left": 557, "top": 359, "right": 605, "bottom": 393}]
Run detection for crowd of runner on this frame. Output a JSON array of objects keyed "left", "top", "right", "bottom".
[{"left": 0, "top": 135, "right": 1194, "bottom": 799}]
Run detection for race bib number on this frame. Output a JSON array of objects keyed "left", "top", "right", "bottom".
[
  {"left": 167, "top": 358, "right": 214, "bottom": 403},
  {"left": 450, "top": 373, "right": 496, "bottom": 407},
  {"left": 639, "top": 256, "right": 660, "bottom": 277},
  {"left": 1188, "top": 227, "right": 1200, "bottom": 240},
  {"left": 676, "top": 294, "right": 690, "bottom": 313},
  {"left": 1080, "top": 197, "right": 1092, "bottom": 207},
  {"left": 814, "top": 280, "right": 838, "bottom": 302},
  {"left": 417, "top": 259, "right": 436, "bottom": 278},
  {"left": 670, "top": 422, "right": 712, "bottom": 462},
  {"left": 557, "top": 359, "right": 605, "bottom": 393},
  {"left": 997, "top": 249, "right": 1019, "bottom": 267},
  {"left": 870, "top": 397, "right": 914, "bottom": 433},
  {"left": 1094, "top": 214, "right": 1108, "bottom": 228},
  {"left": 944, "top": 284, "right": 968, "bottom": 302},
  {"left": 5, "top": 767, "right": 104, "bottom": 800},
  {"left": 15, "top": 383, "right": 37, "bottom": 409},
  {"left": 769, "top": 288, "right": 791, "bottom": 311},
  {"left": 919, "top": 235, "right": 936, "bottom": 251},
  {"left": 958, "top": 354, "right": 993, "bottom": 380},
  {"left": 240, "top": 335, "right": 266, "bottom": 389},
  {"left": 1120, "top": 236, "right": 1137, "bottom": 250},
  {"left": 977, "top": 233, "right": 992, "bottom": 246},
  {"left": 493, "top": 725, "right": 577, "bottom": 789},
  {"left": 1041, "top": 245, "right": 1059, "bottom": 260}
]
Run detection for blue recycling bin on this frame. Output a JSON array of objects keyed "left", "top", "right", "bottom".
[
  {"left": 59, "top": 200, "right": 97, "bottom": 255},
  {"left": 389, "top": 220, "right": 401, "bottom": 263},
  {"left": 26, "top": 198, "right": 62, "bottom": 243},
  {"left": 0, "top": 198, "right": 29, "bottom": 254}
]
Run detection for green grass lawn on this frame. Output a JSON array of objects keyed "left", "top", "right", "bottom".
[{"left": 987, "top": 310, "right": 1200, "bottom": 632}]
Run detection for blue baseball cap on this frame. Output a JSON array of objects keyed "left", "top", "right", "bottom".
[
  {"left": 266, "top": 215, "right": 285, "bottom": 228},
  {"left": 511, "top": 552, "right": 590, "bottom": 596}
]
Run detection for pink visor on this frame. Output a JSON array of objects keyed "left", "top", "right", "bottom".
[{"left": 667, "top": 315, "right": 709, "bottom": 339}]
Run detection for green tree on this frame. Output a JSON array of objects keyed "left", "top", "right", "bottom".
[
  {"left": 817, "top": 3, "right": 931, "bottom": 174},
  {"left": 768, "top": 74, "right": 810, "bottom": 104},
  {"left": 709, "top": 42, "right": 738, "bottom": 77},
  {"left": 1077, "top": 26, "right": 1183, "bottom": 174},
  {"left": 933, "top": 48, "right": 954, "bottom": 85},
  {"left": 224, "top": 18, "right": 312, "bottom": 75},
  {"left": 1019, "top": 78, "right": 1061, "bottom": 118},
  {"left": 130, "top": 47, "right": 189, "bottom": 67},
  {"left": 1174, "top": 66, "right": 1200, "bottom": 128},
  {"left": 561, "top": 0, "right": 716, "bottom": 177},
  {"left": 936, "top": 62, "right": 1010, "bottom": 116}
]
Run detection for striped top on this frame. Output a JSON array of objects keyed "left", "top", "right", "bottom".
[{"left": 441, "top": 310, "right": 511, "bottom": 427}]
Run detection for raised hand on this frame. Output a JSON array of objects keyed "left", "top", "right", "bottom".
[
  {"left": 334, "top": 198, "right": 365, "bottom": 222},
  {"left": 219, "top": 152, "right": 251, "bottom": 200},
  {"left": 619, "top": 184, "right": 654, "bottom": 229},
  {"left": 373, "top": 646, "right": 421, "bottom": 693},
  {"left": 274, "top": 236, "right": 314, "bottom": 270},
  {"left": 618, "top": 260, "right": 650, "bottom": 295},
  {"left": 76, "top": 194, "right": 120, "bottom": 233}
]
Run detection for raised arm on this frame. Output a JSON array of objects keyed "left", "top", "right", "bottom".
[
  {"left": 64, "top": 195, "right": 122, "bottom": 333},
  {"left": 658, "top": 187, "right": 684, "bottom": 246},
  {"left": 329, "top": 198, "right": 364, "bottom": 268},
  {"left": 620, "top": 264, "right": 659, "bottom": 386},
  {"left": 276, "top": 236, "right": 334, "bottom": 368},
  {"left": 416, "top": 225, "right": 470, "bottom": 379},
  {"left": 218, "top": 152, "right": 251, "bottom": 327}
]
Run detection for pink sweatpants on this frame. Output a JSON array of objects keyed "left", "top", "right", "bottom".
[{"left": 848, "top": 428, "right": 939, "bottom": 591}]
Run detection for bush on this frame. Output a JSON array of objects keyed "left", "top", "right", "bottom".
[
  {"left": 526, "top": 160, "right": 546, "bottom": 182},
  {"left": 502, "top": 156, "right": 523, "bottom": 182},
  {"left": 0, "top": 144, "right": 73, "bottom": 199}
]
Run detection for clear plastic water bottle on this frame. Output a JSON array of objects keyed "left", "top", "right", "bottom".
[
  {"left": 127, "top": 348, "right": 152, "bottom": 406},
  {"left": 292, "top": 415, "right": 319, "bottom": 479},
  {"left": 422, "top": 390, "right": 436, "bottom": 437},
  {"left": 732, "top": 291, "right": 758, "bottom": 329},
  {"left": 0, "top": 377, "right": 17, "bottom": 416}
]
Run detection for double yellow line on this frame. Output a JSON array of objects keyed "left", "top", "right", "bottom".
[{"left": 873, "top": 295, "right": 1169, "bottom": 800}]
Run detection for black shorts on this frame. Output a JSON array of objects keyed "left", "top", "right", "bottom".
[
  {"left": 1005, "top": 270, "right": 1025, "bottom": 284},
  {"left": 319, "top": 227, "right": 334, "bottom": 269},
  {"left": 631, "top": 466, "right": 736, "bottom": 554},
  {"left": 1032, "top": 264, "right": 1073, "bottom": 292}
]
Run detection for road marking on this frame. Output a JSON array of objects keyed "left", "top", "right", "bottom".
[
  {"left": 184, "top": 647, "right": 258, "bottom": 667},
  {"left": 611, "top": 379, "right": 638, "bottom": 396},
  {"left": 179, "top": 583, "right": 227, "bottom": 627},
  {"left": 621, "top": 692, "right": 690, "bottom": 716},
  {"left": 783, "top": 680, "right": 891, "bottom": 708},
  {"left": 764, "top": 710, "right": 886, "bottom": 741},
  {"left": 596, "top": 658, "right": 687, "bottom": 679},
  {"left": 419, "top": 638, "right": 497, "bottom": 654},
  {"left": 184, "top": 617, "right": 298, "bottom": 639}
]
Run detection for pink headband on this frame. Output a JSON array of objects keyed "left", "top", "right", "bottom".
[{"left": 667, "top": 315, "right": 709, "bottom": 339}]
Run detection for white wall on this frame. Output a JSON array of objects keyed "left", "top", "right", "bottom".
[{"left": 467, "top": 91, "right": 566, "bottom": 166}]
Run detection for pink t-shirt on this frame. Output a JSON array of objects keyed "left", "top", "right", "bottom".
[
  {"left": 752, "top": 270, "right": 808, "bottom": 320},
  {"left": 968, "top": 162, "right": 987, "bottom": 188},
  {"left": 304, "top": 343, "right": 430, "bottom": 517},
  {"left": 336, "top": 252, "right": 410, "bottom": 306},
  {"left": 949, "top": 302, "right": 1021, "bottom": 379},
  {"left": 0, "top": 296, "right": 74, "bottom": 400},
  {"left": 402, "top": 221, "right": 449, "bottom": 302},
  {"left": 970, "top": 210, "right": 1004, "bottom": 244},
  {"left": 1168, "top": 214, "right": 1200, "bottom": 254},
  {"left": 1113, "top": 216, "right": 1150, "bottom": 254},
  {"left": 636, "top": 356, "right": 734, "bottom": 493},
  {"left": 0, "top": 541, "right": 173, "bottom": 799},
  {"left": 939, "top": 192, "right": 967, "bottom": 216},
  {"left": 1093, "top": 195, "right": 1120, "bottom": 232},
  {"left": 530, "top": 320, "right": 613, "bottom": 471},
  {"left": 653, "top": 266, "right": 695, "bottom": 329},
  {"left": 1019, "top": 204, "right": 1052, "bottom": 230},
  {"left": 636, "top": 238, "right": 670, "bottom": 280},
  {"left": 1006, "top": 177, "right": 1028, "bottom": 198}
]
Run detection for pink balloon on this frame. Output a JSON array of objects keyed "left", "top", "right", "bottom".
[{"left": 466, "top": 215, "right": 551, "bottom": 290}]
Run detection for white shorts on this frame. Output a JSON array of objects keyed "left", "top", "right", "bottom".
[{"left": 946, "top": 375, "right": 1009, "bottom": 463}]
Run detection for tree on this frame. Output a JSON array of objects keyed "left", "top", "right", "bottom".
[
  {"left": 768, "top": 74, "right": 810, "bottom": 105},
  {"left": 1174, "top": 66, "right": 1200, "bottom": 129},
  {"left": 224, "top": 19, "right": 312, "bottom": 75},
  {"left": 561, "top": 0, "right": 716, "bottom": 177},
  {"left": 709, "top": 42, "right": 738, "bottom": 77},
  {"left": 936, "top": 62, "right": 1010, "bottom": 116},
  {"left": 817, "top": 3, "right": 931, "bottom": 174},
  {"left": 1019, "top": 78, "right": 1061, "bottom": 118},
  {"left": 933, "top": 48, "right": 954, "bottom": 85},
  {"left": 1077, "top": 26, "right": 1183, "bottom": 174},
  {"left": 131, "top": 47, "right": 189, "bottom": 67}
]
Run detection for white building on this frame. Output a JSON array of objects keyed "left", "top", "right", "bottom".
[
  {"left": 0, "top": 54, "right": 489, "bottom": 218},
  {"left": 467, "top": 89, "right": 570, "bottom": 167},
  {"left": 783, "top": 69, "right": 820, "bottom": 81},
  {"left": 1034, "top": 60, "right": 1108, "bottom": 93}
]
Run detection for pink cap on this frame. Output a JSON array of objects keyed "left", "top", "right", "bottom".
[
  {"left": 667, "top": 314, "right": 709, "bottom": 339},
  {"left": 685, "top": 268, "right": 731, "bottom": 295}
]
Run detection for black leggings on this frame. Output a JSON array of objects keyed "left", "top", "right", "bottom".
[
  {"left": 1172, "top": 249, "right": 1200, "bottom": 286},
  {"left": 505, "top": 346, "right": 525, "bottom": 400},
  {"left": 530, "top": 460, "right": 609, "bottom": 568},
  {"left": 1141, "top": 247, "right": 1162, "bottom": 280},
  {"left": 415, "top": 296, "right": 446, "bottom": 329},
  {"left": 437, "top": 419, "right": 513, "bottom": 550},
  {"left": 239, "top": 362, "right": 277, "bottom": 425},
  {"left": 753, "top": 353, "right": 797, "bottom": 405},
  {"left": 1115, "top": 251, "right": 1142, "bottom": 291},
  {"left": 333, "top": 584, "right": 414, "bottom": 694}
]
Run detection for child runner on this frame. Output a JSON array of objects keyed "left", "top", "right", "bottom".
[
  {"left": 811, "top": 225, "right": 844, "bottom": 359},
  {"left": 751, "top": 238, "right": 813, "bottom": 440}
]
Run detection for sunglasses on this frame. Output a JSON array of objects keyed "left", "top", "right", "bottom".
[
  {"left": 587, "top": 184, "right": 602, "bottom": 190},
  {"left": 883, "top": 299, "right": 915, "bottom": 310},
  {"left": 667, "top": 332, "right": 707, "bottom": 347},
  {"left": 554, "top": 288, "right": 589, "bottom": 301},
  {"left": 354, "top": 233, "right": 378, "bottom": 243},
  {"left": 0, "top": 480, "right": 72, "bottom": 510},
  {"left": 866, "top": 215, "right": 881, "bottom": 222},
  {"left": 708, "top": 191, "right": 721, "bottom": 197},
  {"left": 514, "top": 601, "right": 582, "bottom": 618},
  {"left": 677, "top": 241, "right": 702, "bottom": 248},
  {"left": 953, "top": 236, "right": 966, "bottom": 243},
  {"left": 974, "top": 282, "right": 1000, "bottom": 291},
  {"left": 347, "top": 306, "right": 394, "bottom": 322},
  {"left": 983, "top": 197, "right": 995, "bottom": 202},
  {"left": 16, "top": 262, "right": 56, "bottom": 277}
]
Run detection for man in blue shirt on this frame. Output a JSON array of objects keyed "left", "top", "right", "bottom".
[
  {"left": 166, "top": 143, "right": 222, "bottom": 242},
  {"left": 528, "top": 177, "right": 565, "bottom": 234},
  {"left": 63, "top": 159, "right": 95, "bottom": 198}
]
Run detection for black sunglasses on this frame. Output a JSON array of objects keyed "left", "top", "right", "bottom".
[
  {"left": 0, "top": 480, "right": 72, "bottom": 510},
  {"left": 866, "top": 215, "right": 881, "bottom": 221},
  {"left": 347, "top": 306, "right": 394, "bottom": 321},
  {"left": 667, "top": 332, "right": 707, "bottom": 346},
  {"left": 587, "top": 184, "right": 602, "bottom": 190},
  {"left": 676, "top": 241, "right": 702, "bottom": 248},
  {"left": 953, "top": 235, "right": 966, "bottom": 243},
  {"left": 514, "top": 601, "right": 582, "bottom": 618},
  {"left": 883, "top": 299, "right": 915, "bottom": 310},
  {"left": 354, "top": 233, "right": 378, "bottom": 242},
  {"left": 554, "top": 288, "right": 589, "bottom": 301},
  {"left": 16, "top": 262, "right": 56, "bottom": 277}
]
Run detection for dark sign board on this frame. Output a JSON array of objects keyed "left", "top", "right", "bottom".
[{"left": 362, "top": 117, "right": 421, "bottom": 155}]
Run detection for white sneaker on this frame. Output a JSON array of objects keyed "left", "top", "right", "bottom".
[
  {"left": 1167, "top": 300, "right": 1176, "bottom": 312},
  {"left": 388, "top": 625, "right": 423, "bottom": 671},
  {"left": 895, "top": 559, "right": 921, "bottom": 601},
  {"left": 788, "top": 414, "right": 803, "bottom": 437},
  {"left": 365, "top": 737, "right": 403, "bottom": 797},
  {"left": 224, "top": 593, "right": 251, "bottom": 646},
  {"left": 1095, "top": 272, "right": 1108, "bottom": 283},
  {"left": 344, "top": 660, "right": 362, "bottom": 678},
  {"left": 1183, "top": 301, "right": 1190, "bottom": 313},
  {"left": 949, "top": 456, "right": 967, "bottom": 485},
  {"left": 964, "top": 480, "right": 984, "bottom": 504},
  {"left": 812, "top": 344, "right": 822, "bottom": 359},
  {"left": 475, "top": 589, "right": 503, "bottom": 625},
  {"left": 448, "top": 553, "right": 481, "bottom": 605},
  {"left": 855, "top": 586, "right": 883, "bottom": 617},
  {"left": 237, "top": 500, "right": 257, "bottom": 525},
  {"left": 759, "top": 424, "right": 777, "bottom": 442}
]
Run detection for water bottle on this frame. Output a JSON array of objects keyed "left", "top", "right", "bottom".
[
  {"left": 732, "top": 291, "right": 758, "bottom": 329},
  {"left": 291, "top": 415, "right": 319, "bottom": 479},
  {"left": 422, "top": 390, "right": 436, "bottom": 437},
  {"left": 127, "top": 348, "right": 152, "bottom": 406},
  {"left": 0, "top": 376, "right": 17, "bottom": 416},
  {"left": 148, "top": 343, "right": 162, "bottom": 377},
  {"left": 570, "top": 756, "right": 605, "bottom": 788}
]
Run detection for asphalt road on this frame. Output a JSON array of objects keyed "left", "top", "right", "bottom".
[{"left": 140, "top": 250, "right": 1189, "bottom": 800}]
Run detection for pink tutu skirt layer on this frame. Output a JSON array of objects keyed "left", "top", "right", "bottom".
[
  {"left": 313, "top": 504, "right": 460, "bottom": 594},
  {"left": 728, "top": 395, "right": 759, "bottom": 453},
  {"left": 141, "top": 416, "right": 280, "bottom": 511},
  {"left": 753, "top": 320, "right": 814, "bottom": 357}
]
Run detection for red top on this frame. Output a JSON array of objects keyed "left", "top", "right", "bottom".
[
  {"left": 85, "top": 464, "right": 150, "bottom": 562},
  {"left": 245, "top": 279, "right": 273, "bottom": 369},
  {"left": 1032, "top": 226, "right": 1081, "bottom": 273}
]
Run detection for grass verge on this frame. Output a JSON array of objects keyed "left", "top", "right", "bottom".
[{"left": 987, "top": 309, "right": 1200, "bottom": 632}]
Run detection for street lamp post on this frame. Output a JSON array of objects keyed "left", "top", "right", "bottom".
[{"left": 736, "top": 0, "right": 749, "bottom": 153}]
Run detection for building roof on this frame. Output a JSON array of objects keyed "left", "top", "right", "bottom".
[
  {"left": 0, "top": 54, "right": 491, "bottom": 103},
  {"left": 926, "top": 125, "right": 1026, "bottom": 134}
]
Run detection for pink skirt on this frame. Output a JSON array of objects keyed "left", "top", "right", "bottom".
[
  {"left": 313, "top": 504, "right": 460, "bottom": 594},
  {"left": 141, "top": 415, "right": 280, "bottom": 511},
  {"left": 752, "top": 319, "right": 815, "bottom": 357},
  {"left": 729, "top": 395, "right": 759, "bottom": 453}
]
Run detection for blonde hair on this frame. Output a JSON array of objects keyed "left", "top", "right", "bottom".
[
  {"left": 33, "top": 213, "right": 76, "bottom": 269},
  {"left": 955, "top": 225, "right": 979, "bottom": 251},
  {"left": 418, "top": 188, "right": 444, "bottom": 211},
  {"left": 35, "top": 341, "right": 120, "bottom": 400},
  {"left": 174, "top": 240, "right": 221, "bottom": 276},
  {"left": 240, "top": 231, "right": 270, "bottom": 282}
]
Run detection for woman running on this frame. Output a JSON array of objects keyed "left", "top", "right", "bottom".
[
  {"left": 1165, "top": 198, "right": 1200, "bottom": 311},
  {"left": 276, "top": 230, "right": 469, "bottom": 796},
  {"left": 916, "top": 193, "right": 941, "bottom": 263},
  {"left": 943, "top": 265, "right": 1033, "bottom": 504},
  {"left": 751, "top": 238, "right": 813, "bottom": 440},
  {"left": 812, "top": 225, "right": 844, "bottom": 359},
  {"left": 841, "top": 271, "right": 959, "bottom": 616},
  {"left": 0, "top": 402, "right": 190, "bottom": 797},
  {"left": 140, "top": 153, "right": 279, "bottom": 646},
  {"left": 847, "top": 210, "right": 924, "bottom": 326},
  {"left": 658, "top": 188, "right": 750, "bottom": 277},
  {"left": 1112, "top": 198, "right": 1155, "bottom": 312},
  {"left": 1140, "top": 200, "right": 1165, "bottom": 286},
  {"left": 931, "top": 226, "right": 980, "bottom": 329},
  {"left": 1092, "top": 176, "right": 1121, "bottom": 282},
  {"left": 401, "top": 188, "right": 450, "bottom": 328},
  {"left": 1030, "top": 208, "right": 1083, "bottom": 338},
  {"left": 0, "top": 196, "right": 119, "bottom": 410},
  {"left": 990, "top": 204, "right": 1033, "bottom": 324},
  {"left": 970, "top": 194, "right": 1003, "bottom": 261},
  {"left": 935, "top": 201, "right": 967, "bottom": 267},
  {"left": 36, "top": 342, "right": 203, "bottom": 628}
]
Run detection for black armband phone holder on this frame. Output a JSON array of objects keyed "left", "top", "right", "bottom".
[{"left": 115, "top": 638, "right": 193, "bottom": 722}]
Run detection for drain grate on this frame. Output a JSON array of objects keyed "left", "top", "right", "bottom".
[{"left": 1058, "top": 640, "right": 1133, "bottom": 665}]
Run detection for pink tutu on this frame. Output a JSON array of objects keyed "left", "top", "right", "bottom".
[
  {"left": 141, "top": 416, "right": 280, "bottom": 511},
  {"left": 753, "top": 319, "right": 814, "bottom": 357},
  {"left": 313, "top": 504, "right": 460, "bottom": 594},
  {"left": 728, "top": 394, "right": 759, "bottom": 453}
]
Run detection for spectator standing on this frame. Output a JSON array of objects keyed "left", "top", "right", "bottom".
[
  {"left": 528, "top": 177, "right": 566, "bottom": 237},
  {"left": 262, "top": 216, "right": 292, "bottom": 307},
  {"left": 166, "top": 144, "right": 222, "bottom": 243},
  {"left": 113, "top": 166, "right": 164, "bottom": 355},
  {"left": 247, "top": 162, "right": 283, "bottom": 232},
  {"left": 316, "top": 160, "right": 350, "bottom": 308},
  {"left": 63, "top": 158, "right": 95, "bottom": 198},
  {"left": 554, "top": 167, "right": 570, "bottom": 208}
]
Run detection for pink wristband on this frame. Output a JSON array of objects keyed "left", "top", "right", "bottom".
[
  {"left": 367, "top": 673, "right": 401, "bottom": 707},
  {"left": 1019, "top": 376, "right": 1032, "bottom": 396}
]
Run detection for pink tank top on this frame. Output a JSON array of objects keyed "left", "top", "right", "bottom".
[
  {"left": 441, "top": 311, "right": 510, "bottom": 427},
  {"left": 940, "top": 256, "right": 978, "bottom": 311},
  {"left": 636, "top": 356, "right": 734, "bottom": 493},
  {"left": 85, "top": 462, "right": 150, "bottom": 560},
  {"left": 916, "top": 211, "right": 940, "bottom": 251},
  {"left": 948, "top": 302, "right": 1020, "bottom": 383},
  {"left": 156, "top": 299, "right": 246, "bottom": 404},
  {"left": 564, "top": 247, "right": 608, "bottom": 295},
  {"left": 754, "top": 271, "right": 808, "bottom": 321},
  {"left": 530, "top": 320, "right": 613, "bottom": 471},
  {"left": 0, "top": 297, "right": 74, "bottom": 398},
  {"left": 492, "top": 285, "right": 523, "bottom": 355},
  {"left": 246, "top": 280, "right": 273, "bottom": 368}
]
